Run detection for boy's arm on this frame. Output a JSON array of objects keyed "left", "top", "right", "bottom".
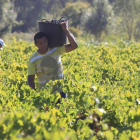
[
  {"left": 27, "top": 60, "right": 36, "bottom": 90},
  {"left": 28, "top": 75, "right": 35, "bottom": 90},
  {"left": 60, "top": 22, "right": 78, "bottom": 53}
]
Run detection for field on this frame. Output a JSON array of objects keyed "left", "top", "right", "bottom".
[{"left": 0, "top": 38, "right": 140, "bottom": 140}]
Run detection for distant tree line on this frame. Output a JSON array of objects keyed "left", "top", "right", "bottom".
[{"left": 1, "top": 0, "right": 140, "bottom": 41}]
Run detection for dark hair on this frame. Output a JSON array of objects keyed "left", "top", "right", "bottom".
[{"left": 34, "top": 32, "right": 48, "bottom": 43}]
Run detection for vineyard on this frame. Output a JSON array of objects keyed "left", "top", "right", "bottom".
[{"left": 0, "top": 38, "right": 140, "bottom": 140}]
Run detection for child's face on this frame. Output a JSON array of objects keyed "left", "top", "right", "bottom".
[{"left": 35, "top": 36, "right": 48, "bottom": 52}]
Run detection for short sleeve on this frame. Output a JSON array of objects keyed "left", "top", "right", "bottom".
[
  {"left": 27, "top": 61, "right": 36, "bottom": 75},
  {"left": 58, "top": 45, "right": 66, "bottom": 55}
]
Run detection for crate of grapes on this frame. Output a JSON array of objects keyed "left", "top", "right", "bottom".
[{"left": 38, "top": 16, "right": 67, "bottom": 48}]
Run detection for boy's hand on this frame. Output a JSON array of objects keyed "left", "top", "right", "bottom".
[{"left": 60, "top": 21, "right": 68, "bottom": 31}]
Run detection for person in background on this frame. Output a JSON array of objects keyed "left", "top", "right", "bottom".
[
  {"left": 27, "top": 21, "right": 78, "bottom": 104},
  {"left": 0, "top": 39, "right": 5, "bottom": 50}
]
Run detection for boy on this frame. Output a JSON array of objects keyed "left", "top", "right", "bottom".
[{"left": 27, "top": 21, "right": 78, "bottom": 102}]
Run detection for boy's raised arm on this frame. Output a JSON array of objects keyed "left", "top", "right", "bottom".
[{"left": 60, "top": 22, "right": 78, "bottom": 53}]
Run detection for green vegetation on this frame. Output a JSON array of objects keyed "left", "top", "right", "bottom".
[
  {"left": 0, "top": 39, "right": 140, "bottom": 139},
  {"left": 0, "top": 1, "right": 140, "bottom": 139}
]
